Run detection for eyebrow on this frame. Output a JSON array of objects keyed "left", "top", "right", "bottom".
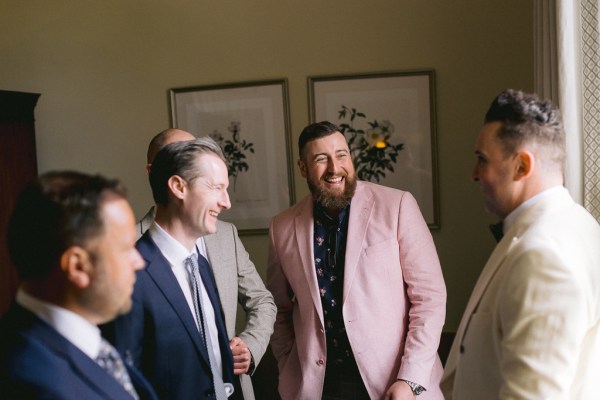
[{"left": 311, "top": 149, "right": 349, "bottom": 160}]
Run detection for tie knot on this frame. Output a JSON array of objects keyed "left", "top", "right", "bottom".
[
  {"left": 96, "top": 339, "right": 139, "bottom": 399},
  {"left": 185, "top": 253, "right": 199, "bottom": 272},
  {"left": 97, "top": 338, "right": 119, "bottom": 363}
]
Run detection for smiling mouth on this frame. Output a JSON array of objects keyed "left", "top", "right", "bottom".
[
  {"left": 208, "top": 210, "right": 219, "bottom": 217},
  {"left": 325, "top": 176, "right": 343, "bottom": 184}
]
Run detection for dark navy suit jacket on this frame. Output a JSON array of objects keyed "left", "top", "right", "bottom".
[
  {"left": 0, "top": 303, "right": 157, "bottom": 400},
  {"left": 111, "top": 232, "right": 235, "bottom": 400}
]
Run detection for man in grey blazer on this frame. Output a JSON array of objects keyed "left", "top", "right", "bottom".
[
  {"left": 441, "top": 89, "right": 600, "bottom": 399},
  {"left": 136, "top": 129, "right": 276, "bottom": 399}
]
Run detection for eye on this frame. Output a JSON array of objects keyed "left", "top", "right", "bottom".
[{"left": 314, "top": 156, "right": 327, "bottom": 164}]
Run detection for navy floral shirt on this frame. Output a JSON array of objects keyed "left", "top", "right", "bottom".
[{"left": 313, "top": 202, "right": 355, "bottom": 368}]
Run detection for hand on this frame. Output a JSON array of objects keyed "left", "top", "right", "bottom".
[
  {"left": 384, "top": 380, "right": 416, "bottom": 400},
  {"left": 229, "top": 336, "right": 251, "bottom": 375}
]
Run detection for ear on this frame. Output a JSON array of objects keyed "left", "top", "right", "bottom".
[
  {"left": 59, "top": 246, "right": 92, "bottom": 289},
  {"left": 297, "top": 159, "right": 308, "bottom": 178},
  {"left": 168, "top": 175, "right": 186, "bottom": 200},
  {"left": 514, "top": 150, "right": 534, "bottom": 180},
  {"left": 145, "top": 163, "right": 152, "bottom": 176}
]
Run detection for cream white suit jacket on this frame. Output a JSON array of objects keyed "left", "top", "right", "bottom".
[
  {"left": 138, "top": 209, "right": 276, "bottom": 400},
  {"left": 267, "top": 181, "right": 446, "bottom": 400},
  {"left": 441, "top": 187, "right": 600, "bottom": 399}
]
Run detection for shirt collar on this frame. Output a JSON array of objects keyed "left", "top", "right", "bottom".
[
  {"left": 503, "top": 185, "right": 566, "bottom": 233},
  {"left": 16, "top": 288, "right": 102, "bottom": 360},
  {"left": 314, "top": 201, "right": 350, "bottom": 226},
  {"left": 149, "top": 221, "right": 197, "bottom": 266}
]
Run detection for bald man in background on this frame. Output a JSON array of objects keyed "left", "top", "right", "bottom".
[{"left": 133, "top": 128, "right": 275, "bottom": 400}]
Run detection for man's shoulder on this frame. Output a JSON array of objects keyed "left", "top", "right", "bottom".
[
  {"left": 271, "top": 194, "right": 312, "bottom": 223},
  {"left": 355, "top": 181, "right": 411, "bottom": 207},
  {"left": 216, "top": 219, "right": 235, "bottom": 231}
]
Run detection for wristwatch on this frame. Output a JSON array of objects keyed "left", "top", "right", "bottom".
[{"left": 404, "top": 380, "right": 424, "bottom": 396}]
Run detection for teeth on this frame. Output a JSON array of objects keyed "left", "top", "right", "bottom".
[
  {"left": 325, "top": 176, "right": 342, "bottom": 183},
  {"left": 209, "top": 211, "right": 219, "bottom": 217}
]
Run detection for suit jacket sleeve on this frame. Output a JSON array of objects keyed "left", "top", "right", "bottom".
[
  {"left": 226, "top": 222, "right": 277, "bottom": 369},
  {"left": 498, "top": 245, "right": 588, "bottom": 399},
  {"left": 396, "top": 192, "right": 446, "bottom": 387}
]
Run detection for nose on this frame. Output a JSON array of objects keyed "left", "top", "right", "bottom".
[
  {"left": 327, "top": 158, "right": 340, "bottom": 174},
  {"left": 219, "top": 189, "right": 231, "bottom": 210}
]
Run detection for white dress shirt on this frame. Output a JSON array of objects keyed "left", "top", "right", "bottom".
[{"left": 16, "top": 288, "right": 103, "bottom": 360}]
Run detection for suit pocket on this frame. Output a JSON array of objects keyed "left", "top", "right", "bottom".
[
  {"left": 362, "top": 238, "right": 402, "bottom": 283},
  {"left": 364, "top": 238, "right": 398, "bottom": 258}
]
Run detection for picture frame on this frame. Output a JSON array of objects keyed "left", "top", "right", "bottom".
[
  {"left": 170, "top": 79, "right": 295, "bottom": 234},
  {"left": 308, "top": 70, "right": 440, "bottom": 228}
]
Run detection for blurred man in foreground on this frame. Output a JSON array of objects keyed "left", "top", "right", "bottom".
[{"left": 0, "top": 171, "right": 155, "bottom": 399}]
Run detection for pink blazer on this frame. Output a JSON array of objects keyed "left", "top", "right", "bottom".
[{"left": 267, "top": 181, "right": 446, "bottom": 400}]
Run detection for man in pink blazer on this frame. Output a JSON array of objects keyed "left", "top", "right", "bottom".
[{"left": 267, "top": 121, "right": 446, "bottom": 399}]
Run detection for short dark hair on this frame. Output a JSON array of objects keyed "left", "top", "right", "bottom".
[
  {"left": 484, "top": 89, "right": 566, "bottom": 168},
  {"left": 298, "top": 121, "right": 342, "bottom": 159},
  {"left": 149, "top": 137, "right": 226, "bottom": 206},
  {"left": 7, "top": 171, "right": 126, "bottom": 280}
]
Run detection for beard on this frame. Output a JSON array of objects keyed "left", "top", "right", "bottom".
[
  {"left": 80, "top": 254, "right": 133, "bottom": 324},
  {"left": 308, "top": 173, "right": 357, "bottom": 209}
]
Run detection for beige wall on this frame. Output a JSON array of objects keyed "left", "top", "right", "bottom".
[{"left": 0, "top": 0, "right": 533, "bottom": 331}]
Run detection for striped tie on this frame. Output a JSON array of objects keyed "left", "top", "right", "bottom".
[
  {"left": 185, "top": 254, "right": 228, "bottom": 400},
  {"left": 96, "top": 338, "right": 139, "bottom": 399}
]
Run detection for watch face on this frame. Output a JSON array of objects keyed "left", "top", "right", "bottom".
[{"left": 406, "top": 381, "right": 424, "bottom": 395}]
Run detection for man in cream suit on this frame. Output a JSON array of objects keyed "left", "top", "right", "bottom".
[
  {"left": 133, "top": 129, "right": 276, "bottom": 400},
  {"left": 267, "top": 121, "right": 446, "bottom": 399},
  {"left": 441, "top": 89, "right": 600, "bottom": 399}
]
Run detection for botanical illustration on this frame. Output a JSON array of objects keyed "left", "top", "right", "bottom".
[
  {"left": 209, "top": 121, "right": 255, "bottom": 191},
  {"left": 337, "top": 105, "right": 404, "bottom": 182}
]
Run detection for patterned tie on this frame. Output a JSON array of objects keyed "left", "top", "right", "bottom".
[
  {"left": 185, "top": 254, "right": 228, "bottom": 400},
  {"left": 96, "top": 338, "right": 139, "bottom": 399}
]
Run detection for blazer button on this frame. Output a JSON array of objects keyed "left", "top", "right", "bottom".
[
  {"left": 460, "top": 345, "right": 465, "bottom": 353},
  {"left": 317, "top": 358, "right": 325, "bottom": 366}
]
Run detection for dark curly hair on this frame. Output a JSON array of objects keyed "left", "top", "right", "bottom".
[
  {"left": 298, "top": 121, "right": 342, "bottom": 160},
  {"left": 484, "top": 89, "right": 566, "bottom": 169},
  {"left": 7, "top": 171, "right": 127, "bottom": 280}
]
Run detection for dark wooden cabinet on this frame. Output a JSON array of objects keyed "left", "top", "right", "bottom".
[{"left": 0, "top": 90, "right": 40, "bottom": 316}]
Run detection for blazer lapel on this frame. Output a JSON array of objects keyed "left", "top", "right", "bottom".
[
  {"left": 204, "top": 228, "right": 231, "bottom": 310},
  {"left": 443, "top": 234, "right": 514, "bottom": 377},
  {"left": 294, "top": 196, "right": 324, "bottom": 325},
  {"left": 137, "top": 234, "right": 211, "bottom": 365},
  {"left": 343, "top": 182, "right": 373, "bottom": 303}
]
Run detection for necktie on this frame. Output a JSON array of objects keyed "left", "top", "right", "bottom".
[
  {"left": 96, "top": 338, "right": 139, "bottom": 400},
  {"left": 489, "top": 221, "right": 504, "bottom": 243},
  {"left": 185, "top": 254, "right": 228, "bottom": 400}
]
